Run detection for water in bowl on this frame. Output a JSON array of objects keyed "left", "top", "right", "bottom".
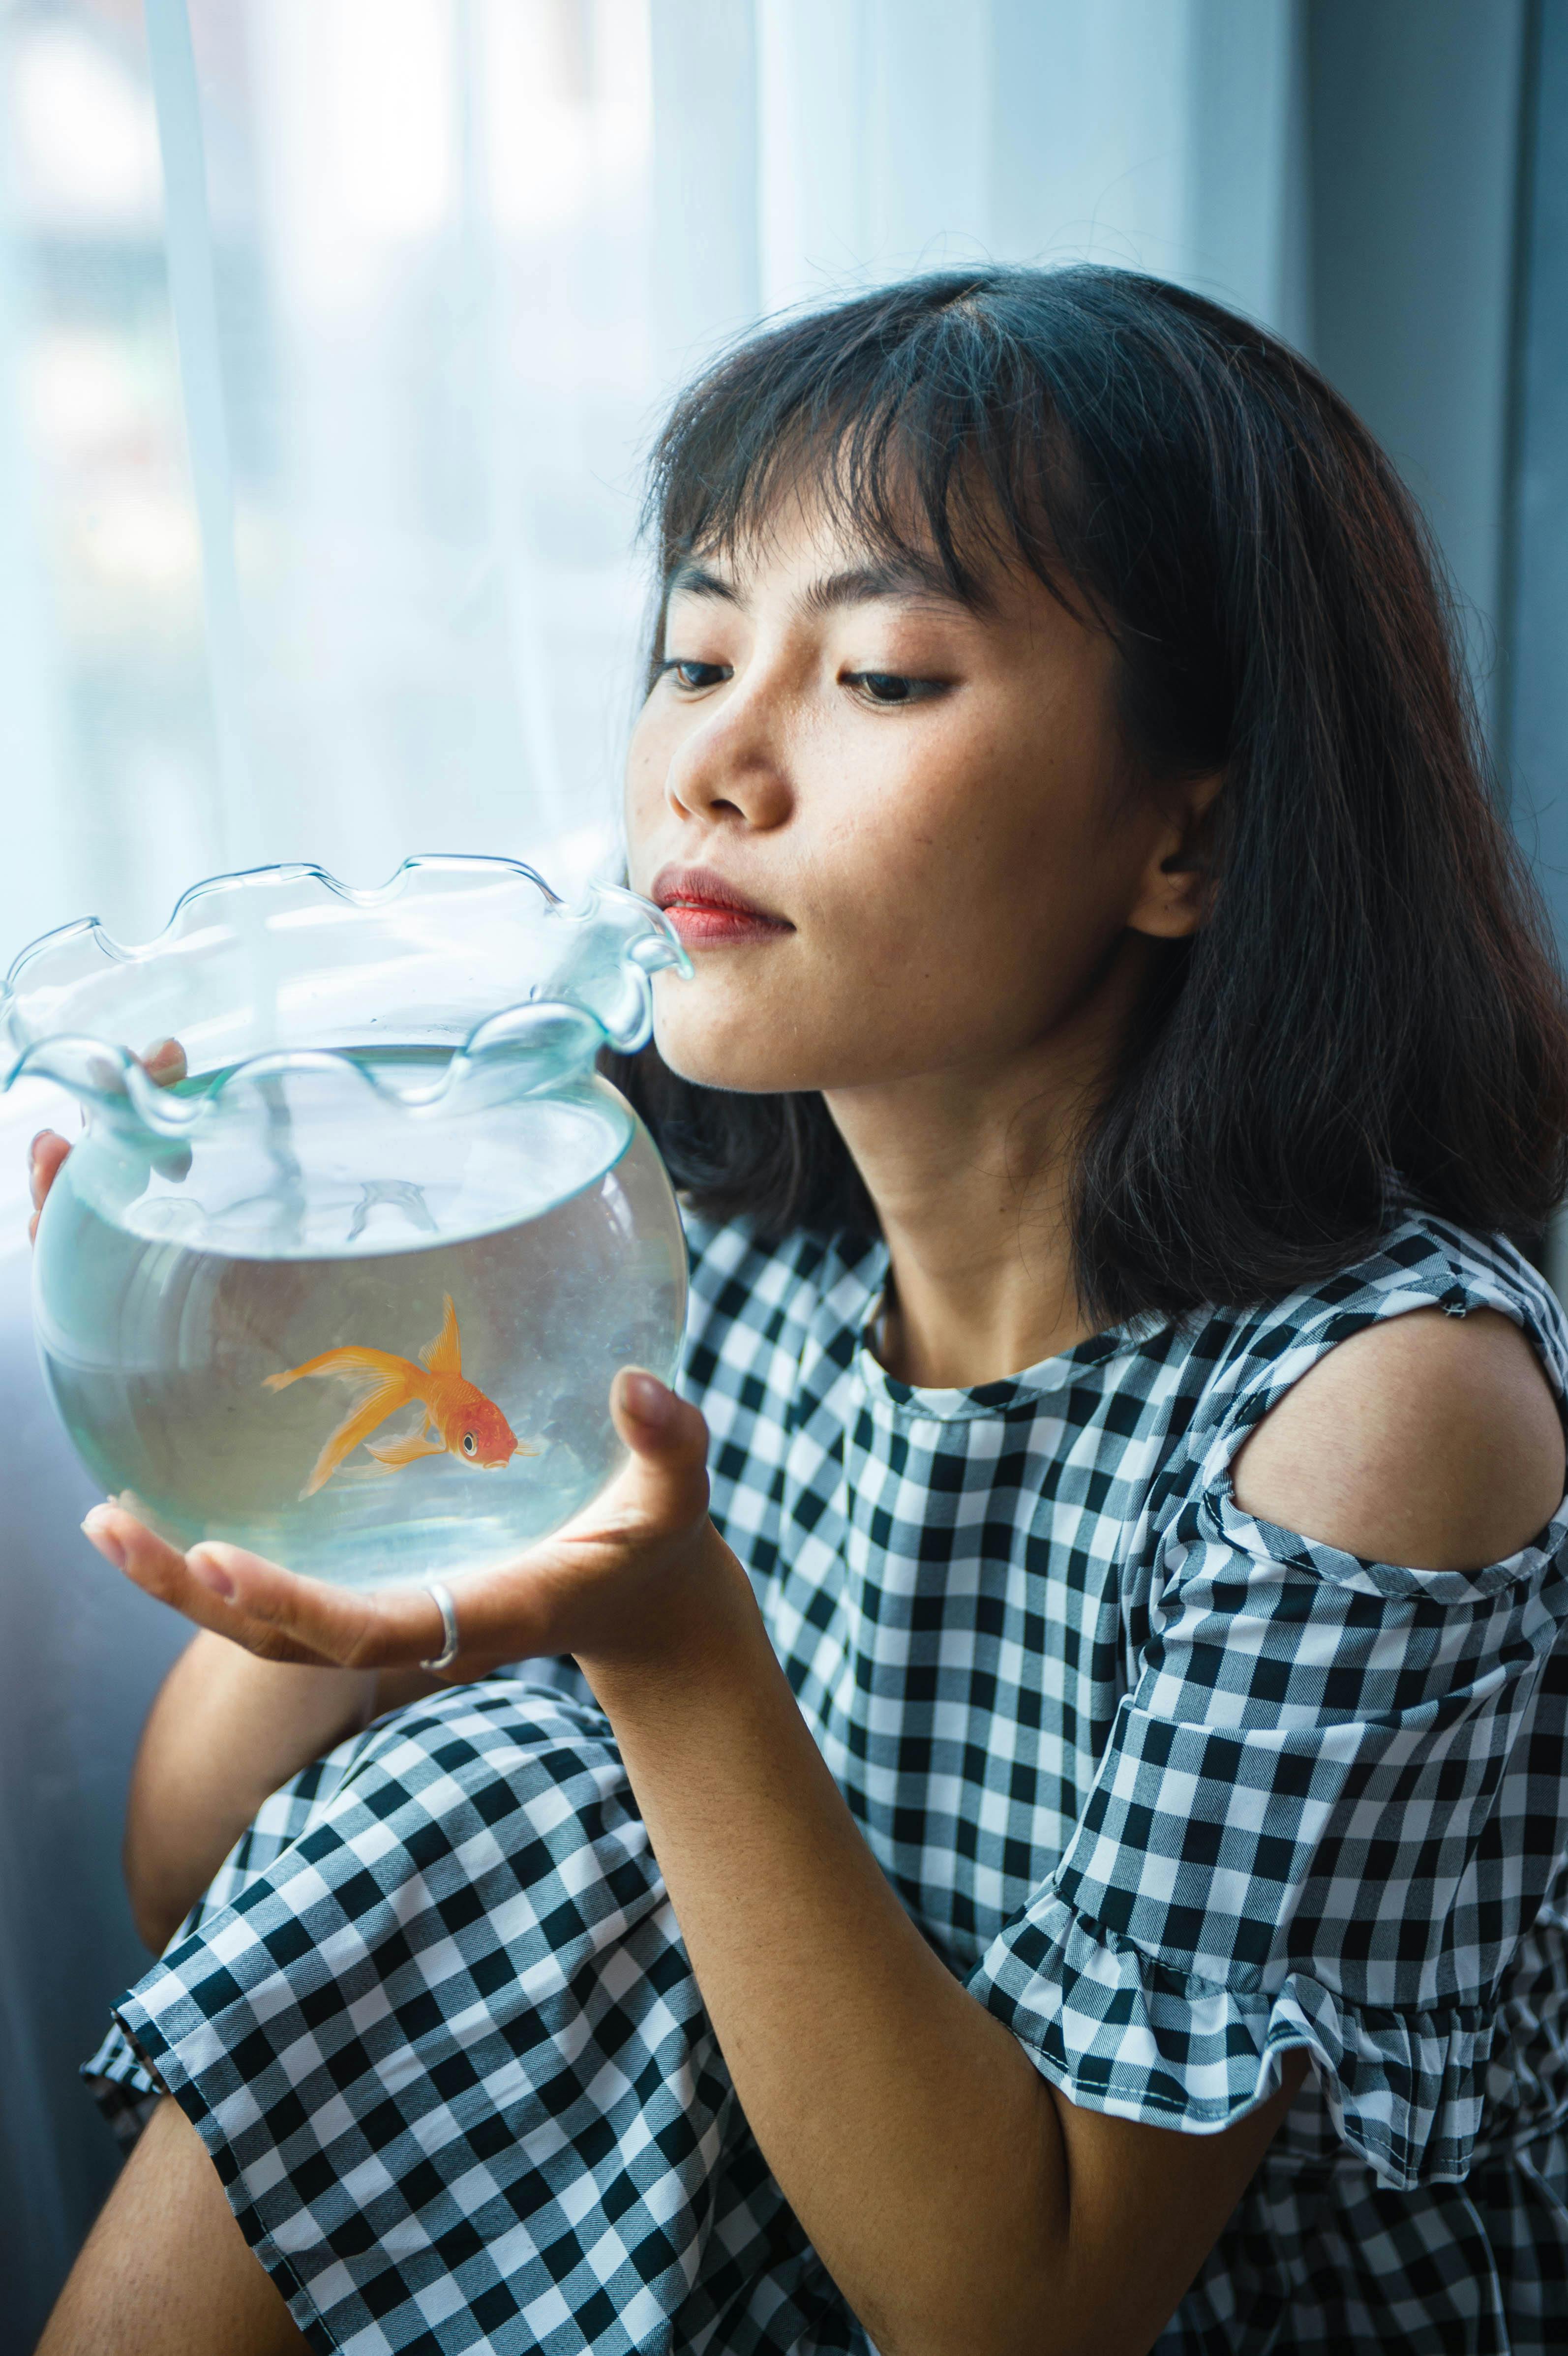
[{"left": 32, "top": 1049, "right": 687, "bottom": 1588}]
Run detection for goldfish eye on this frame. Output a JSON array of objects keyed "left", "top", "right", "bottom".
[{"left": 462, "top": 1432, "right": 477, "bottom": 1455}]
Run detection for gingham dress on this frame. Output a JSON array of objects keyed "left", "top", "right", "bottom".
[{"left": 87, "top": 1207, "right": 1568, "bottom": 2354}]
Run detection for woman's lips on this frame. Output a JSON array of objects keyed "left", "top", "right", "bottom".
[
  {"left": 663, "top": 903, "right": 790, "bottom": 946},
  {"left": 650, "top": 865, "right": 792, "bottom": 949}
]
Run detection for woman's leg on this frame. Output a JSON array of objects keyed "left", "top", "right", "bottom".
[
  {"left": 37, "top": 2096, "right": 306, "bottom": 2356},
  {"left": 79, "top": 1680, "right": 851, "bottom": 2352},
  {"left": 91, "top": 1681, "right": 735, "bottom": 2352}
]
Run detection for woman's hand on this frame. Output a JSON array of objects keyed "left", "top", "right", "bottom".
[
  {"left": 80, "top": 1370, "right": 734, "bottom": 1680},
  {"left": 27, "top": 1036, "right": 186, "bottom": 1242}
]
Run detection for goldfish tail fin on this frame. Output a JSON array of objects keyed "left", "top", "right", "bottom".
[
  {"left": 420, "top": 1294, "right": 463, "bottom": 1378},
  {"left": 365, "top": 1430, "right": 447, "bottom": 1472},
  {"left": 265, "top": 1345, "right": 415, "bottom": 1394},
  {"left": 300, "top": 1373, "right": 414, "bottom": 1497}
]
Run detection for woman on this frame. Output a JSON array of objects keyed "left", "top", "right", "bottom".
[{"left": 35, "top": 267, "right": 1568, "bottom": 2355}]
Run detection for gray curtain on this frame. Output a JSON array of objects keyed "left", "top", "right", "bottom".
[
  {"left": 1506, "top": 0, "right": 1568, "bottom": 949},
  {"left": 0, "top": 1239, "right": 185, "bottom": 2353}
]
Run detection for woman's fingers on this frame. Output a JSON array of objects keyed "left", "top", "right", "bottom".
[
  {"left": 82, "top": 1499, "right": 553, "bottom": 1671},
  {"left": 142, "top": 1037, "right": 188, "bottom": 1086},
  {"left": 83, "top": 1506, "right": 342, "bottom": 1666},
  {"left": 27, "top": 1040, "right": 184, "bottom": 1244},
  {"left": 77, "top": 1376, "right": 714, "bottom": 1674},
  {"left": 28, "top": 1131, "right": 68, "bottom": 1206},
  {"left": 609, "top": 1370, "right": 711, "bottom": 1529},
  {"left": 131, "top": 1522, "right": 550, "bottom": 1672},
  {"left": 183, "top": 1540, "right": 506, "bottom": 1670},
  {"left": 82, "top": 1505, "right": 185, "bottom": 1587},
  {"left": 28, "top": 1130, "right": 71, "bottom": 1242}
]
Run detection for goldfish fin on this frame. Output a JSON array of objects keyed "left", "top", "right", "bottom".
[
  {"left": 365, "top": 1430, "right": 447, "bottom": 1472},
  {"left": 265, "top": 1345, "right": 415, "bottom": 1393},
  {"left": 419, "top": 1294, "right": 463, "bottom": 1378},
  {"left": 300, "top": 1373, "right": 413, "bottom": 1497}
]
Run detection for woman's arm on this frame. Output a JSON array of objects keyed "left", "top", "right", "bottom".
[
  {"left": 119, "top": 1629, "right": 443, "bottom": 1952},
  {"left": 584, "top": 1545, "right": 1305, "bottom": 2356}
]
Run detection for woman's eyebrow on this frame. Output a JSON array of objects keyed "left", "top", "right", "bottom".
[
  {"left": 666, "top": 560, "right": 739, "bottom": 604},
  {"left": 665, "top": 554, "right": 966, "bottom": 615},
  {"left": 801, "top": 557, "right": 964, "bottom": 614}
]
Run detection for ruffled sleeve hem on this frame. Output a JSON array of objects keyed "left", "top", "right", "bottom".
[
  {"left": 80, "top": 2013, "right": 166, "bottom": 2150},
  {"left": 967, "top": 1890, "right": 1493, "bottom": 2191}
]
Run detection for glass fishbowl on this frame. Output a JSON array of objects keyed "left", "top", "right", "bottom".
[{"left": 1, "top": 857, "right": 692, "bottom": 1588}]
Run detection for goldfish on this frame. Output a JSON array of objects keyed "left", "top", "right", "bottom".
[{"left": 264, "top": 1293, "right": 529, "bottom": 1499}]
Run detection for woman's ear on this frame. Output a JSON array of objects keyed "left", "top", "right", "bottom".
[{"left": 1126, "top": 771, "right": 1223, "bottom": 940}]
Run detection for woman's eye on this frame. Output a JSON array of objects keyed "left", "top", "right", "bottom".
[
  {"left": 662, "top": 659, "right": 730, "bottom": 692},
  {"left": 846, "top": 671, "right": 943, "bottom": 707}
]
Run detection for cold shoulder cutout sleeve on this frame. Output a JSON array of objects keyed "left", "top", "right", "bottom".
[{"left": 966, "top": 1241, "right": 1568, "bottom": 2191}]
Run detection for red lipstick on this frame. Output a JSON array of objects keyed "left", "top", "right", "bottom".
[{"left": 649, "top": 864, "right": 793, "bottom": 949}]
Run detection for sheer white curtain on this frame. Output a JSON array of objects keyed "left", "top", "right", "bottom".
[
  {"left": 1, "top": 0, "right": 1305, "bottom": 971},
  {"left": 0, "top": 3, "right": 1306, "bottom": 2339}
]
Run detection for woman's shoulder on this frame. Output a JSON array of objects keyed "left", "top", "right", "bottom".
[
  {"left": 1195, "top": 1208, "right": 1568, "bottom": 1575},
  {"left": 1201, "top": 1207, "right": 1568, "bottom": 1413}
]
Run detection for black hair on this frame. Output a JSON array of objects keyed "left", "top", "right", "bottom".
[{"left": 603, "top": 264, "right": 1568, "bottom": 1325}]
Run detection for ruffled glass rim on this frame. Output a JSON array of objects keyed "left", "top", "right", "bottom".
[{"left": 0, "top": 855, "right": 691, "bottom": 1138}]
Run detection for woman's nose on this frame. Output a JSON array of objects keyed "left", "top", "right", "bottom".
[{"left": 664, "top": 683, "right": 793, "bottom": 831}]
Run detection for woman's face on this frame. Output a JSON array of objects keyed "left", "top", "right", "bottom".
[{"left": 625, "top": 494, "right": 1198, "bottom": 1098}]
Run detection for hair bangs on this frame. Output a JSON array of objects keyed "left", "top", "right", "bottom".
[{"left": 642, "top": 279, "right": 1085, "bottom": 625}]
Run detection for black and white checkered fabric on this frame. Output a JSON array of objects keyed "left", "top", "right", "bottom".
[{"left": 86, "top": 1207, "right": 1568, "bottom": 2353}]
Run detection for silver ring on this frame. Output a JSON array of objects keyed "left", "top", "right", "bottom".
[{"left": 420, "top": 1578, "right": 460, "bottom": 1672}]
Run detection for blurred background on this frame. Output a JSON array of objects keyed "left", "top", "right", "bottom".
[{"left": 1, "top": 0, "right": 1565, "bottom": 2343}]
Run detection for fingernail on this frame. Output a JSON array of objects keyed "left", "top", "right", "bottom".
[
  {"left": 621, "top": 1369, "right": 676, "bottom": 1428},
  {"left": 188, "top": 1547, "right": 236, "bottom": 1601},
  {"left": 81, "top": 1508, "right": 125, "bottom": 1571}
]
